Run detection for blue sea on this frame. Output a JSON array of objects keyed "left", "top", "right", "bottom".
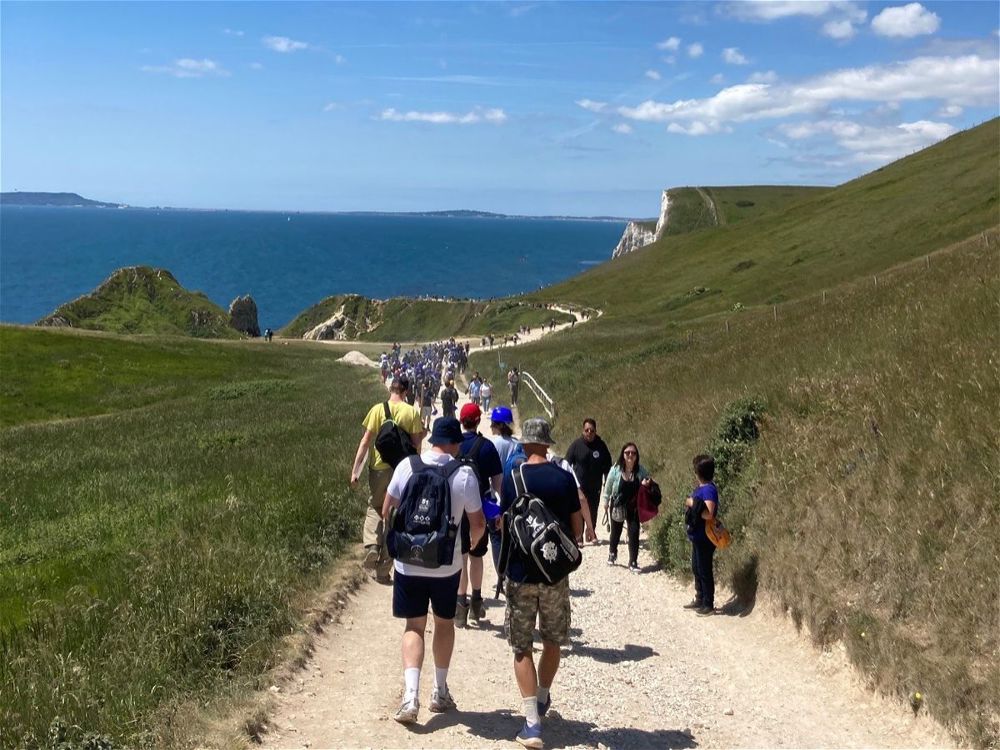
[{"left": 0, "top": 207, "right": 624, "bottom": 330}]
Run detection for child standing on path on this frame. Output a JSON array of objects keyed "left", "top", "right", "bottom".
[{"left": 684, "top": 454, "right": 719, "bottom": 616}]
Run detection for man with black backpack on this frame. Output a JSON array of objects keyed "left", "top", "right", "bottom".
[
  {"left": 350, "top": 377, "right": 424, "bottom": 583},
  {"left": 455, "top": 403, "right": 504, "bottom": 627},
  {"left": 381, "top": 416, "right": 485, "bottom": 725},
  {"left": 498, "top": 418, "right": 583, "bottom": 749}
]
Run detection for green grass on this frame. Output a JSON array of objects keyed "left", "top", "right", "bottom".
[
  {"left": 706, "top": 185, "right": 829, "bottom": 225},
  {"left": 37, "top": 266, "right": 240, "bottom": 339},
  {"left": 0, "top": 328, "right": 384, "bottom": 747}
]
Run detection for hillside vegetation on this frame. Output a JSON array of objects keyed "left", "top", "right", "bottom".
[
  {"left": 36, "top": 266, "right": 240, "bottom": 339},
  {"left": 471, "top": 119, "right": 1000, "bottom": 747},
  {"left": 0, "top": 328, "right": 383, "bottom": 747},
  {"left": 657, "top": 185, "right": 828, "bottom": 237},
  {"left": 281, "top": 294, "right": 573, "bottom": 341}
]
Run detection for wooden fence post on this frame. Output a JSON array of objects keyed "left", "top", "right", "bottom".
[
  {"left": 725, "top": 320, "right": 730, "bottom": 334},
  {"left": 822, "top": 290, "right": 827, "bottom": 304},
  {"left": 773, "top": 305, "right": 777, "bottom": 322}
]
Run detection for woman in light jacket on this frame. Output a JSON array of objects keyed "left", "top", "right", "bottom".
[{"left": 601, "top": 442, "right": 652, "bottom": 572}]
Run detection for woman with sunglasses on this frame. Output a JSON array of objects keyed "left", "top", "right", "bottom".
[{"left": 601, "top": 442, "right": 652, "bottom": 572}]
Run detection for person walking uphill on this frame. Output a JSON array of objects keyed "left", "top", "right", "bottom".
[
  {"left": 382, "top": 417, "right": 486, "bottom": 725},
  {"left": 601, "top": 442, "right": 652, "bottom": 573},
  {"left": 499, "top": 418, "right": 583, "bottom": 749},
  {"left": 685, "top": 454, "right": 720, "bottom": 616},
  {"left": 440, "top": 379, "right": 459, "bottom": 419},
  {"left": 350, "top": 377, "right": 424, "bottom": 583},
  {"left": 565, "top": 418, "right": 613, "bottom": 542}
]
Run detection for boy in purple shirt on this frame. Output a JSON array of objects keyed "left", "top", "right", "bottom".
[{"left": 684, "top": 454, "right": 719, "bottom": 616}]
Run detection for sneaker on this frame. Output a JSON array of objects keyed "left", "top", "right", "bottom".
[
  {"left": 361, "top": 545, "right": 379, "bottom": 572},
  {"left": 515, "top": 721, "right": 544, "bottom": 749},
  {"left": 537, "top": 693, "right": 552, "bottom": 717},
  {"left": 606, "top": 554, "right": 617, "bottom": 566},
  {"left": 429, "top": 687, "right": 457, "bottom": 713},
  {"left": 455, "top": 600, "right": 469, "bottom": 628},
  {"left": 394, "top": 697, "right": 419, "bottom": 724},
  {"left": 683, "top": 599, "right": 704, "bottom": 610},
  {"left": 696, "top": 606, "right": 717, "bottom": 617},
  {"left": 628, "top": 563, "right": 640, "bottom": 574},
  {"left": 470, "top": 596, "right": 485, "bottom": 623}
]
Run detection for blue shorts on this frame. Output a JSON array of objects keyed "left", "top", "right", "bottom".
[{"left": 393, "top": 571, "right": 461, "bottom": 620}]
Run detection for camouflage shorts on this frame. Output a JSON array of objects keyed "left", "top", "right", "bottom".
[{"left": 504, "top": 577, "right": 571, "bottom": 654}]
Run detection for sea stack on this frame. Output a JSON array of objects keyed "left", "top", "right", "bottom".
[{"left": 229, "top": 295, "right": 260, "bottom": 337}]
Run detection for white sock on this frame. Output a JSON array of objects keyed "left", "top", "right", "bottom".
[
  {"left": 522, "top": 696, "right": 540, "bottom": 727},
  {"left": 403, "top": 667, "right": 420, "bottom": 701},
  {"left": 536, "top": 686, "right": 550, "bottom": 705},
  {"left": 435, "top": 666, "right": 449, "bottom": 691}
]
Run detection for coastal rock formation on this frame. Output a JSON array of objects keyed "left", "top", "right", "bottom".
[
  {"left": 611, "top": 189, "right": 672, "bottom": 259},
  {"left": 228, "top": 295, "right": 260, "bottom": 337},
  {"left": 302, "top": 302, "right": 380, "bottom": 341}
]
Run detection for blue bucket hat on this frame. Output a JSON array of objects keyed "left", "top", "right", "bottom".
[{"left": 429, "top": 416, "right": 463, "bottom": 445}]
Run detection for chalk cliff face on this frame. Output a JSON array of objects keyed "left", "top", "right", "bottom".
[
  {"left": 611, "top": 189, "right": 671, "bottom": 259},
  {"left": 302, "top": 300, "right": 381, "bottom": 340}
]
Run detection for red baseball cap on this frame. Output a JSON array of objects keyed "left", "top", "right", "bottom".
[{"left": 459, "top": 403, "right": 482, "bottom": 422}]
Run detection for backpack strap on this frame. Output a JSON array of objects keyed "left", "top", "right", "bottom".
[
  {"left": 460, "top": 434, "right": 487, "bottom": 460},
  {"left": 513, "top": 463, "right": 528, "bottom": 498},
  {"left": 383, "top": 400, "right": 392, "bottom": 422}
]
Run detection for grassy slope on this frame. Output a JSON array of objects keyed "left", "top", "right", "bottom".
[
  {"left": 541, "top": 121, "right": 999, "bottom": 322},
  {"left": 471, "top": 120, "right": 1000, "bottom": 747},
  {"left": 0, "top": 327, "right": 384, "bottom": 746},
  {"left": 37, "top": 266, "right": 240, "bottom": 339}
]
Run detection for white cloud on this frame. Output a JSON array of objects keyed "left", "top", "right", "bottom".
[
  {"left": 687, "top": 42, "right": 704, "bottom": 58},
  {"left": 822, "top": 19, "right": 857, "bottom": 39},
  {"left": 645, "top": 69, "right": 662, "bottom": 81},
  {"left": 616, "top": 54, "right": 998, "bottom": 133},
  {"left": 141, "top": 58, "right": 230, "bottom": 78},
  {"left": 937, "top": 104, "right": 963, "bottom": 118},
  {"left": 263, "top": 35, "right": 309, "bottom": 53},
  {"left": 249, "top": 62, "right": 264, "bottom": 70},
  {"left": 663, "top": 55, "right": 677, "bottom": 65},
  {"left": 334, "top": 54, "right": 346, "bottom": 65},
  {"left": 575, "top": 98, "right": 608, "bottom": 113},
  {"left": 323, "top": 101, "right": 339, "bottom": 112},
  {"left": 613, "top": 123, "right": 633, "bottom": 134},
  {"left": 710, "top": 73, "right": 726, "bottom": 85},
  {"left": 658, "top": 36, "right": 682, "bottom": 51},
  {"left": 778, "top": 118, "right": 956, "bottom": 162},
  {"left": 748, "top": 70, "right": 778, "bottom": 83},
  {"left": 723, "top": 1, "right": 865, "bottom": 22},
  {"left": 667, "top": 121, "right": 722, "bottom": 136},
  {"left": 872, "top": 3, "right": 941, "bottom": 38},
  {"left": 723, "top": 47, "right": 749, "bottom": 65},
  {"left": 379, "top": 107, "right": 507, "bottom": 124},
  {"left": 223, "top": 28, "right": 244, "bottom": 37}
]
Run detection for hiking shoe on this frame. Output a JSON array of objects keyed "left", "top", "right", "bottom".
[
  {"left": 361, "top": 545, "right": 379, "bottom": 572},
  {"left": 696, "top": 606, "right": 717, "bottom": 617},
  {"left": 606, "top": 554, "right": 617, "bottom": 566},
  {"left": 470, "top": 596, "right": 485, "bottom": 623},
  {"left": 455, "top": 600, "right": 469, "bottom": 628},
  {"left": 429, "top": 687, "right": 457, "bottom": 713},
  {"left": 394, "top": 697, "right": 419, "bottom": 724},
  {"left": 537, "top": 693, "right": 552, "bottom": 717},
  {"left": 628, "top": 563, "right": 640, "bottom": 574},
  {"left": 515, "top": 721, "right": 544, "bottom": 749},
  {"left": 683, "top": 599, "right": 704, "bottom": 610}
]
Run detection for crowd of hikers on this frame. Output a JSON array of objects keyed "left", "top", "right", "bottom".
[{"left": 350, "top": 340, "right": 728, "bottom": 749}]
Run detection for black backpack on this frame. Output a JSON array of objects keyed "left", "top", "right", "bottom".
[
  {"left": 456, "top": 434, "right": 487, "bottom": 488},
  {"left": 386, "top": 456, "right": 461, "bottom": 569},
  {"left": 496, "top": 464, "right": 582, "bottom": 593},
  {"left": 374, "top": 401, "right": 417, "bottom": 469}
]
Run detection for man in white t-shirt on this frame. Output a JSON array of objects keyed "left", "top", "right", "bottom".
[{"left": 382, "top": 416, "right": 485, "bottom": 726}]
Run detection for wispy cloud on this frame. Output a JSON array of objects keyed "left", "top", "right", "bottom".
[
  {"left": 249, "top": 62, "right": 264, "bottom": 70},
  {"left": 509, "top": 4, "right": 538, "bottom": 18},
  {"left": 777, "top": 118, "right": 956, "bottom": 163},
  {"left": 748, "top": 70, "right": 778, "bottom": 83},
  {"left": 141, "top": 58, "right": 230, "bottom": 78},
  {"left": 323, "top": 101, "right": 340, "bottom": 112},
  {"left": 612, "top": 123, "right": 633, "bottom": 135},
  {"left": 374, "top": 74, "right": 507, "bottom": 86},
  {"left": 657, "top": 36, "right": 681, "bottom": 51},
  {"left": 871, "top": 3, "right": 941, "bottom": 38},
  {"left": 263, "top": 35, "right": 310, "bottom": 53},
  {"left": 687, "top": 42, "right": 704, "bottom": 58},
  {"left": 645, "top": 69, "right": 662, "bottom": 81},
  {"left": 576, "top": 98, "right": 608, "bottom": 113},
  {"left": 822, "top": 19, "right": 858, "bottom": 40},
  {"left": 721, "top": 1, "right": 864, "bottom": 22},
  {"left": 223, "top": 28, "right": 244, "bottom": 37},
  {"left": 379, "top": 106, "right": 507, "bottom": 124},
  {"left": 722, "top": 47, "right": 749, "bottom": 65}
]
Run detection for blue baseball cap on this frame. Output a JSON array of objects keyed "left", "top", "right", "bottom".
[
  {"left": 429, "top": 416, "right": 463, "bottom": 445},
  {"left": 490, "top": 406, "right": 514, "bottom": 425}
]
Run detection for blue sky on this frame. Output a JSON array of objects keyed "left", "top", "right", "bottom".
[{"left": 2, "top": 1, "right": 997, "bottom": 216}]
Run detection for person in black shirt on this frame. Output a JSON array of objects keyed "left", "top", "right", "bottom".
[
  {"left": 564, "top": 418, "right": 613, "bottom": 542},
  {"left": 499, "top": 418, "right": 581, "bottom": 749}
]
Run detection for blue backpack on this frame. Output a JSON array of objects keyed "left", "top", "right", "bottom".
[
  {"left": 387, "top": 456, "right": 461, "bottom": 569},
  {"left": 502, "top": 441, "right": 527, "bottom": 480}
]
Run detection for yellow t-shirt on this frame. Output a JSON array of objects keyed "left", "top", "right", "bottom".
[{"left": 363, "top": 399, "right": 423, "bottom": 471}]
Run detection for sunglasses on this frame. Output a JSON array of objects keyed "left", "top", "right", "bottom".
[{"left": 623, "top": 450, "right": 637, "bottom": 456}]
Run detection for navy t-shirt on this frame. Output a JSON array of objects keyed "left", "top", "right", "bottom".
[
  {"left": 501, "top": 461, "right": 580, "bottom": 583},
  {"left": 460, "top": 431, "right": 503, "bottom": 498},
  {"left": 688, "top": 482, "right": 719, "bottom": 542}
]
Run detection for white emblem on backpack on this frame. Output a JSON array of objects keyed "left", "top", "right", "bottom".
[
  {"left": 419, "top": 497, "right": 431, "bottom": 511},
  {"left": 542, "top": 541, "right": 558, "bottom": 562}
]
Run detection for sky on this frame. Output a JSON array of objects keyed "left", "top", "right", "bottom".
[{"left": 1, "top": 1, "right": 997, "bottom": 217}]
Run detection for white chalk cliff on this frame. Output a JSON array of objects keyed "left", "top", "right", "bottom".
[{"left": 611, "top": 189, "right": 671, "bottom": 259}]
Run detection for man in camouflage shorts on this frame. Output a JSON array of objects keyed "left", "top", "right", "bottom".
[{"left": 499, "top": 418, "right": 583, "bottom": 749}]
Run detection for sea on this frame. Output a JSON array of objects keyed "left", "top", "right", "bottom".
[{"left": 0, "top": 207, "right": 624, "bottom": 330}]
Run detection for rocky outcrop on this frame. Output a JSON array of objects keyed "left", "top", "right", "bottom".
[
  {"left": 611, "top": 189, "right": 672, "bottom": 259},
  {"left": 302, "top": 303, "right": 380, "bottom": 341},
  {"left": 228, "top": 295, "right": 260, "bottom": 337}
]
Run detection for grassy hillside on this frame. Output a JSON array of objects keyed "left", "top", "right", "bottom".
[
  {"left": 0, "top": 327, "right": 384, "bottom": 747},
  {"left": 36, "top": 266, "right": 240, "bottom": 339},
  {"left": 281, "top": 294, "right": 573, "bottom": 341},
  {"left": 657, "top": 185, "right": 827, "bottom": 237},
  {"left": 544, "top": 120, "right": 999, "bottom": 324}
]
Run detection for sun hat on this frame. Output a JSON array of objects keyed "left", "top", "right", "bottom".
[
  {"left": 429, "top": 416, "right": 463, "bottom": 445},
  {"left": 459, "top": 403, "right": 482, "bottom": 422},
  {"left": 521, "top": 417, "right": 556, "bottom": 446},
  {"left": 490, "top": 406, "right": 514, "bottom": 425}
]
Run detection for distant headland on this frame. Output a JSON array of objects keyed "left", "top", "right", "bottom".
[{"left": 1, "top": 191, "right": 126, "bottom": 208}]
